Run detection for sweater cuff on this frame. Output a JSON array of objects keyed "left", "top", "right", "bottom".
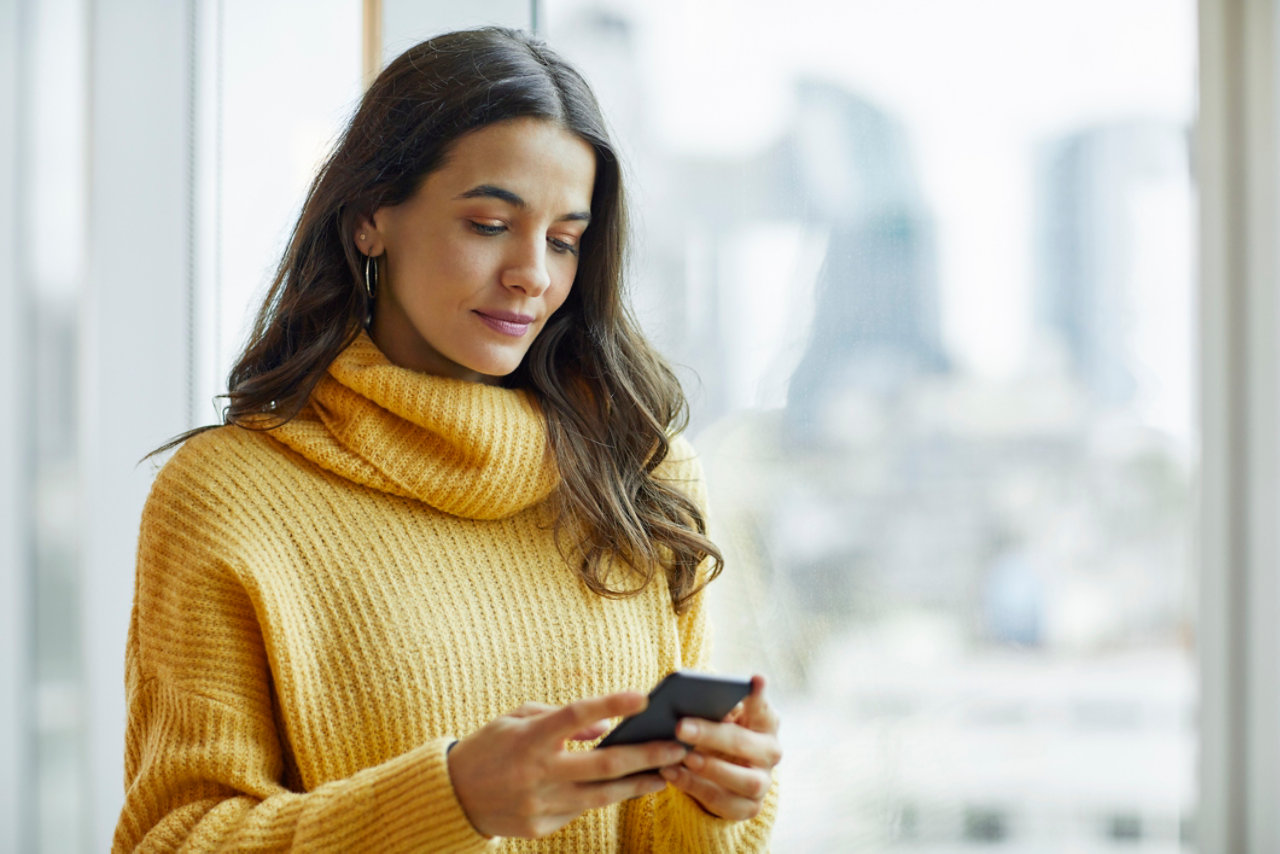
[
  {"left": 656, "top": 776, "right": 779, "bottom": 854},
  {"left": 372, "top": 738, "right": 501, "bottom": 853}
]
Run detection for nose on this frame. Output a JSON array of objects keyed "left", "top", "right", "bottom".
[{"left": 501, "top": 239, "right": 552, "bottom": 297}]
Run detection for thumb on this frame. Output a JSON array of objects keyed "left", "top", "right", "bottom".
[{"left": 740, "top": 674, "right": 779, "bottom": 733}]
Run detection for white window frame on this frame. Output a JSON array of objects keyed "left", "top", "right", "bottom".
[
  {"left": 80, "top": 1, "right": 199, "bottom": 849},
  {"left": 1, "top": 1, "right": 30, "bottom": 851},
  {"left": 1197, "top": 0, "right": 1280, "bottom": 851}
]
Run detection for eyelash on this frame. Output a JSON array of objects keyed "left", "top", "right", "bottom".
[
  {"left": 548, "top": 237, "right": 579, "bottom": 257},
  {"left": 469, "top": 221, "right": 580, "bottom": 257}
]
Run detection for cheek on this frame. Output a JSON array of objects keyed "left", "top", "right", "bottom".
[
  {"left": 546, "top": 273, "right": 576, "bottom": 316},
  {"left": 393, "top": 234, "right": 487, "bottom": 294},
  {"left": 429, "top": 240, "right": 488, "bottom": 285},
  {"left": 551, "top": 256, "right": 580, "bottom": 296}
]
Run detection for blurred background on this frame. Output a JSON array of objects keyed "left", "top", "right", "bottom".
[{"left": 0, "top": 0, "right": 1243, "bottom": 851}]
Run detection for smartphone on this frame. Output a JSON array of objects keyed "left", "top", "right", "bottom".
[{"left": 596, "top": 670, "right": 752, "bottom": 749}]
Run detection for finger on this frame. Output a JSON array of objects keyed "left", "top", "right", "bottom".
[
  {"left": 558, "top": 740, "right": 688, "bottom": 782},
  {"left": 742, "top": 675, "right": 767, "bottom": 717},
  {"left": 738, "top": 675, "right": 780, "bottom": 730},
  {"left": 676, "top": 719, "right": 782, "bottom": 769},
  {"left": 567, "top": 720, "right": 611, "bottom": 742},
  {"left": 535, "top": 692, "right": 648, "bottom": 742},
  {"left": 660, "top": 764, "right": 763, "bottom": 821},
  {"left": 682, "top": 751, "right": 772, "bottom": 801},
  {"left": 507, "top": 702, "right": 558, "bottom": 720},
  {"left": 724, "top": 699, "right": 747, "bottom": 725},
  {"left": 717, "top": 676, "right": 773, "bottom": 728},
  {"left": 566, "top": 772, "right": 668, "bottom": 812}
]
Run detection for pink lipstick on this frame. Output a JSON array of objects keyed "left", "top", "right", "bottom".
[{"left": 474, "top": 310, "right": 534, "bottom": 337}]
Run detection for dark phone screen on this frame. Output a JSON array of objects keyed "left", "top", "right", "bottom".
[{"left": 596, "top": 671, "right": 752, "bottom": 748}]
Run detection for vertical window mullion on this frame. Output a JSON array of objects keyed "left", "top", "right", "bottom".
[
  {"left": 1197, "top": 0, "right": 1280, "bottom": 851},
  {"left": 0, "top": 2, "right": 33, "bottom": 850}
]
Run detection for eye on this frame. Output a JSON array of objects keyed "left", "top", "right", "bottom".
[
  {"left": 469, "top": 221, "right": 506, "bottom": 236},
  {"left": 548, "top": 236, "right": 580, "bottom": 257}
]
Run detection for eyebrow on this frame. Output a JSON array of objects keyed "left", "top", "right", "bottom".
[{"left": 455, "top": 184, "right": 592, "bottom": 223}]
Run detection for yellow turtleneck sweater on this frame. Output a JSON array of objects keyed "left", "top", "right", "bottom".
[{"left": 114, "top": 333, "right": 778, "bottom": 853}]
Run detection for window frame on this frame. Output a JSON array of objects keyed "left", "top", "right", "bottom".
[
  {"left": 1197, "top": 1, "right": 1280, "bottom": 851},
  {"left": 1, "top": 2, "right": 31, "bottom": 852}
]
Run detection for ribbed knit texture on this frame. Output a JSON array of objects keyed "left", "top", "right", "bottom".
[{"left": 115, "top": 332, "right": 778, "bottom": 853}]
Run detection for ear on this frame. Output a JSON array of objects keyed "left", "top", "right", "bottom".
[{"left": 354, "top": 214, "right": 386, "bottom": 257}]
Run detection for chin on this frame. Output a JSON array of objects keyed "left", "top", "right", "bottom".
[{"left": 462, "top": 353, "right": 529, "bottom": 382}]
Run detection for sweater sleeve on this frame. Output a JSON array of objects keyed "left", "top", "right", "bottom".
[
  {"left": 113, "top": 455, "right": 498, "bottom": 854},
  {"left": 647, "top": 440, "right": 780, "bottom": 853}
]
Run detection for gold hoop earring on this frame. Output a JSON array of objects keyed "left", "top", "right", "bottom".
[{"left": 363, "top": 254, "right": 377, "bottom": 300}]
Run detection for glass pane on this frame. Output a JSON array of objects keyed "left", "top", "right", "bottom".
[
  {"left": 381, "top": 0, "right": 532, "bottom": 62},
  {"left": 24, "top": 0, "right": 89, "bottom": 850},
  {"left": 208, "top": 0, "right": 362, "bottom": 398},
  {"left": 544, "top": 1, "right": 1197, "bottom": 850}
]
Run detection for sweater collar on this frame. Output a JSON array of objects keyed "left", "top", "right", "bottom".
[{"left": 269, "top": 332, "right": 559, "bottom": 520}]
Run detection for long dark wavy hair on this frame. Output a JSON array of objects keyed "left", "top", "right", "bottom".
[{"left": 164, "top": 27, "right": 721, "bottom": 612}]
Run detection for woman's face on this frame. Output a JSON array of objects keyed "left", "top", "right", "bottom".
[{"left": 358, "top": 117, "right": 596, "bottom": 383}]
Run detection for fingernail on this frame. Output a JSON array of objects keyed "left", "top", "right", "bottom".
[
  {"left": 678, "top": 720, "right": 698, "bottom": 740},
  {"left": 685, "top": 752, "right": 705, "bottom": 770}
]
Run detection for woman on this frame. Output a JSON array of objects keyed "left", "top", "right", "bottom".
[{"left": 115, "top": 27, "right": 780, "bottom": 852}]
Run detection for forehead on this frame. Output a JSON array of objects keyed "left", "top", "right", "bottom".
[{"left": 425, "top": 118, "right": 597, "bottom": 209}]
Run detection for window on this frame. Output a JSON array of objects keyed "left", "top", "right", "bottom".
[
  {"left": 8, "top": 2, "right": 1280, "bottom": 851},
  {"left": 543, "top": 1, "right": 1196, "bottom": 849}
]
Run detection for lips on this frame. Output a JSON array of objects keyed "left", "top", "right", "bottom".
[{"left": 474, "top": 309, "right": 535, "bottom": 337}]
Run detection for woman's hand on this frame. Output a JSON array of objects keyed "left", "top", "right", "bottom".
[
  {"left": 447, "top": 691, "right": 689, "bottom": 839},
  {"left": 659, "top": 674, "right": 782, "bottom": 821}
]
